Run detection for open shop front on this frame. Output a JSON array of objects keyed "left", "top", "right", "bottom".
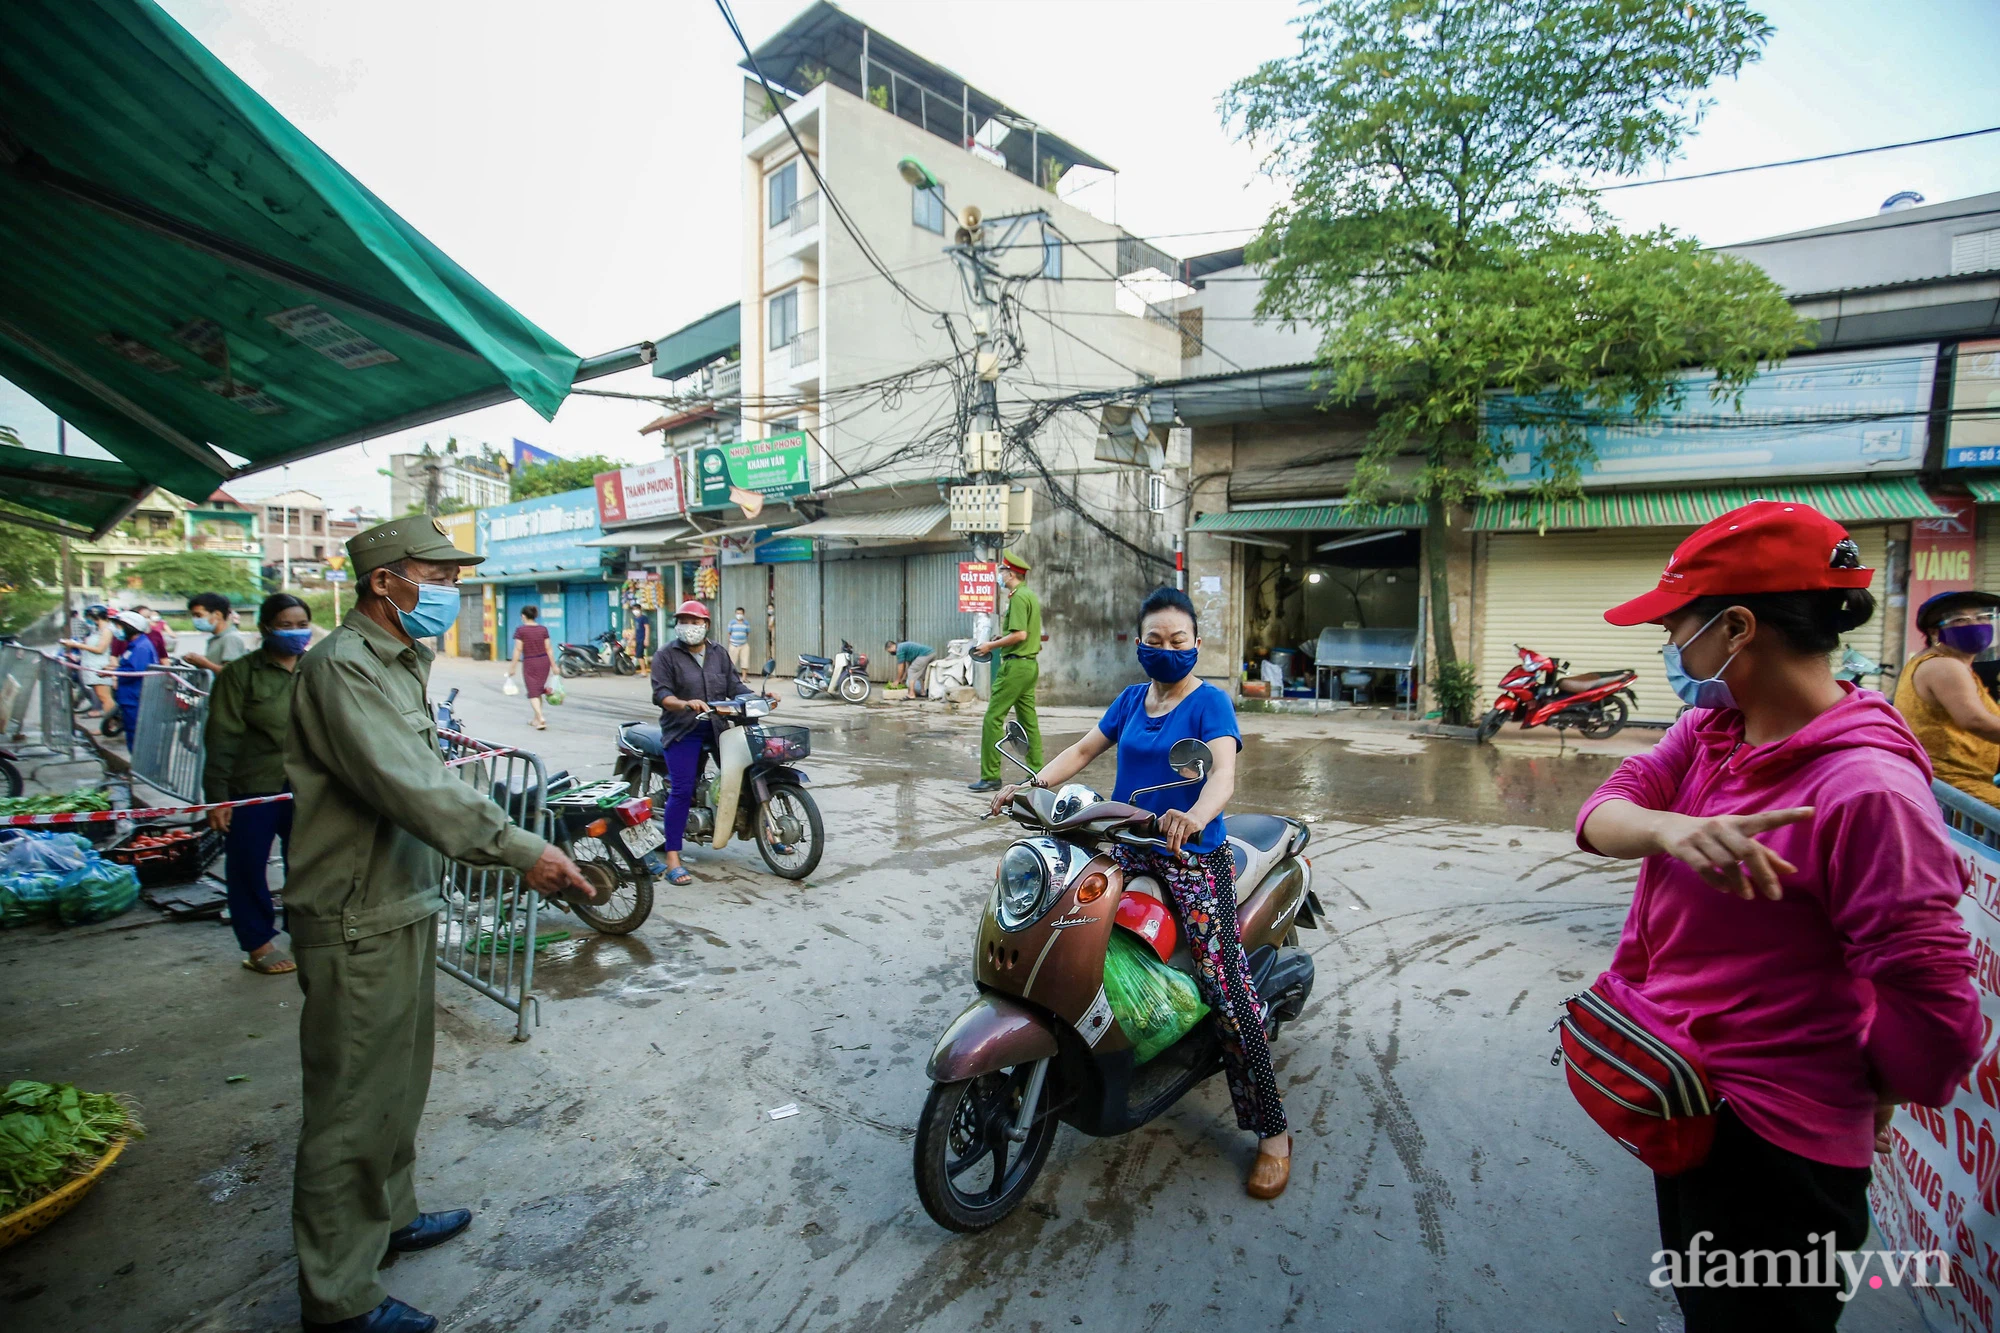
[{"left": 1190, "top": 503, "right": 1425, "bottom": 707}]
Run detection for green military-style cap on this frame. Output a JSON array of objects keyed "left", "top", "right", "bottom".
[
  {"left": 1000, "top": 550, "right": 1031, "bottom": 573},
  {"left": 345, "top": 515, "right": 483, "bottom": 577}
]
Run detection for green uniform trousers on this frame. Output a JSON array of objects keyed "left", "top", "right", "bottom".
[
  {"left": 293, "top": 916, "right": 437, "bottom": 1323},
  {"left": 980, "top": 655, "right": 1044, "bottom": 781}
]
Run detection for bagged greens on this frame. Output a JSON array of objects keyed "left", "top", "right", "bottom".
[{"left": 1103, "top": 928, "right": 1210, "bottom": 1064}]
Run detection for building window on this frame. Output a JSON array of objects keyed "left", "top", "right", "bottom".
[
  {"left": 313, "top": 545, "right": 324, "bottom": 559},
  {"left": 772, "top": 417, "right": 800, "bottom": 434},
  {"left": 1177, "top": 308, "right": 1204, "bottom": 359},
  {"left": 267, "top": 508, "right": 283, "bottom": 526},
  {"left": 1042, "top": 235, "right": 1063, "bottom": 280},
  {"left": 912, "top": 182, "right": 946, "bottom": 234},
  {"left": 87, "top": 562, "right": 104, "bottom": 585},
  {"left": 312, "top": 514, "right": 323, "bottom": 533},
  {"left": 768, "top": 288, "right": 799, "bottom": 350},
  {"left": 767, "top": 161, "right": 798, "bottom": 227}
]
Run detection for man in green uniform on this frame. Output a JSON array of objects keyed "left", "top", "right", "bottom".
[
  {"left": 970, "top": 551, "right": 1044, "bottom": 792},
  {"left": 287, "top": 517, "right": 592, "bottom": 1333}
]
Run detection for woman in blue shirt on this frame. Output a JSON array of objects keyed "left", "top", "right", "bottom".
[
  {"left": 111, "top": 610, "right": 158, "bottom": 742},
  {"left": 990, "top": 587, "right": 1291, "bottom": 1198}
]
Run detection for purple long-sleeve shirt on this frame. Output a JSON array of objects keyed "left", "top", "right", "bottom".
[{"left": 1577, "top": 685, "right": 1983, "bottom": 1167}]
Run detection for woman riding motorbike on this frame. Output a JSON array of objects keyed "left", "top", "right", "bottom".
[{"left": 990, "top": 586, "right": 1292, "bottom": 1198}]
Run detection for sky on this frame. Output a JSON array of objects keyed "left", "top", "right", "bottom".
[{"left": 8, "top": 0, "right": 2000, "bottom": 512}]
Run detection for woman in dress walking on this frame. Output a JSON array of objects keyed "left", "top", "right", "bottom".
[{"left": 508, "top": 604, "right": 552, "bottom": 730}]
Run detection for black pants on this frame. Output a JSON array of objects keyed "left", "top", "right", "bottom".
[{"left": 1654, "top": 1106, "right": 1873, "bottom": 1332}]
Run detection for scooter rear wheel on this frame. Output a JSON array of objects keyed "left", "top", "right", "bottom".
[
  {"left": 0, "top": 756, "right": 20, "bottom": 799},
  {"left": 1577, "top": 696, "right": 1628, "bottom": 739},
  {"left": 914, "top": 1066, "right": 1058, "bottom": 1232},
  {"left": 565, "top": 832, "right": 654, "bottom": 934},
  {"left": 795, "top": 678, "right": 823, "bottom": 701}
]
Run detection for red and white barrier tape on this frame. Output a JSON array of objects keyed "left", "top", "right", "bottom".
[{"left": 1, "top": 792, "right": 292, "bottom": 827}]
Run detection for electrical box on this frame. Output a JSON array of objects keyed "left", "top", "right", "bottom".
[
  {"left": 962, "top": 430, "right": 1004, "bottom": 474},
  {"left": 951, "top": 484, "right": 1034, "bottom": 532}
]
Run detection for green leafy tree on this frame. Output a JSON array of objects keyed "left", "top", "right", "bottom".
[
  {"left": 0, "top": 504, "right": 62, "bottom": 633},
  {"left": 1225, "top": 0, "right": 1811, "bottom": 699},
  {"left": 510, "top": 454, "right": 616, "bottom": 501},
  {"left": 118, "top": 551, "right": 262, "bottom": 605}
]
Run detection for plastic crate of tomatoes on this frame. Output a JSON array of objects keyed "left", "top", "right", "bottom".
[{"left": 105, "top": 822, "right": 222, "bottom": 887}]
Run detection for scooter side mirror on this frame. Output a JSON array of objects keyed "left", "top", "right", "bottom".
[
  {"left": 1003, "top": 719, "right": 1028, "bottom": 748},
  {"left": 764, "top": 658, "right": 777, "bottom": 677},
  {"left": 1167, "top": 737, "right": 1212, "bottom": 781}
]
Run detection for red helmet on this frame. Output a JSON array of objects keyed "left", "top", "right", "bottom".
[
  {"left": 674, "top": 599, "right": 710, "bottom": 620},
  {"left": 1115, "top": 886, "right": 1177, "bottom": 963}
]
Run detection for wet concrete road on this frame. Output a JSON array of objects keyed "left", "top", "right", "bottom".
[{"left": 0, "top": 662, "right": 1921, "bottom": 1332}]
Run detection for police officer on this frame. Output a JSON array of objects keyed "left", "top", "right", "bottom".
[
  {"left": 969, "top": 551, "right": 1044, "bottom": 792},
  {"left": 287, "top": 517, "right": 591, "bottom": 1333}
]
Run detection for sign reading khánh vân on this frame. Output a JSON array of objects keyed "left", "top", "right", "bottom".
[
  {"left": 690, "top": 432, "right": 811, "bottom": 512},
  {"left": 1488, "top": 344, "right": 1939, "bottom": 487}
]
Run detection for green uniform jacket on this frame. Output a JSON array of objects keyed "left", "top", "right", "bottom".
[
  {"left": 1002, "top": 584, "right": 1042, "bottom": 657},
  {"left": 202, "top": 646, "right": 297, "bottom": 801},
  {"left": 284, "top": 610, "right": 546, "bottom": 948}
]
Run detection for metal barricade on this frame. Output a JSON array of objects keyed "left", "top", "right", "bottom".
[
  {"left": 126, "top": 666, "right": 213, "bottom": 803},
  {"left": 1934, "top": 779, "right": 2000, "bottom": 848},
  {"left": 39, "top": 657, "right": 74, "bottom": 760},
  {"left": 434, "top": 730, "right": 547, "bottom": 1041},
  {"left": 0, "top": 645, "right": 43, "bottom": 742}
]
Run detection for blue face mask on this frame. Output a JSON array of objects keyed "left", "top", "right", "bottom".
[
  {"left": 1136, "top": 644, "right": 1199, "bottom": 684},
  {"left": 388, "top": 571, "right": 461, "bottom": 639},
  {"left": 1662, "top": 609, "right": 1739, "bottom": 710},
  {"left": 266, "top": 628, "right": 313, "bottom": 656}
]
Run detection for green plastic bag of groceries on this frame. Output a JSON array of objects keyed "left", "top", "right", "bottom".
[
  {"left": 546, "top": 679, "right": 566, "bottom": 706},
  {"left": 1102, "top": 928, "right": 1209, "bottom": 1064}
]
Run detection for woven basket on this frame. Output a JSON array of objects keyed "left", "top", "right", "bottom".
[{"left": 0, "top": 1137, "right": 126, "bottom": 1251}]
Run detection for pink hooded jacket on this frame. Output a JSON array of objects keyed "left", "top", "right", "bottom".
[{"left": 1577, "top": 686, "right": 1982, "bottom": 1168}]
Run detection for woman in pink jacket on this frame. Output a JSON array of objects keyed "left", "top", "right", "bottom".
[{"left": 1577, "top": 501, "right": 1981, "bottom": 1330}]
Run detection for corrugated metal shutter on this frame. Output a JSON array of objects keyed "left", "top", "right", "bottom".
[
  {"left": 1981, "top": 507, "right": 2000, "bottom": 591},
  {"left": 719, "top": 564, "right": 769, "bottom": 665},
  {"left": 457, "top": 589, "right": 485, "bottom": 656},
  {"left": 822, "top": 556, "right": 904, "bottom": 680},
  {"left": 1479, "top": 526, "right": 1889, "bottom": 724},
  {"left": 772, "top": 560, "right": 822, "bottom": 668},
  {"left": 906, "top": 551, "right": 970, "bottom": 655}
]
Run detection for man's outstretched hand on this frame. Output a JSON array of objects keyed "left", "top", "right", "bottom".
[{"left": 525, "top": 845, "right": 594, "bottom": 900}]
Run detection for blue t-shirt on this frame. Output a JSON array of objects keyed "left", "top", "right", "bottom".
[
  {"left": 1096, "top": 681, "right": 1242, "bottom": 855},
  {"left": 115, "top": 634, "right": 158, "bottom": 710}
]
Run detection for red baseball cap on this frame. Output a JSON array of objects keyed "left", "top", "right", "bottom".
[
  {"left": 673, "top": 599, "right": 711, "bottom": 620},
  {"left": 1603, "top": 500, "right": 1873, "bottom": 627}
]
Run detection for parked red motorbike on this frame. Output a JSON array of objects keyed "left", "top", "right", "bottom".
[{"left": 1476, "top": 645, "right": 1637, "bottom": 742}]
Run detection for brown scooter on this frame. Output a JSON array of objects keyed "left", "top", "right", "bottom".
[{"left": 914, "top": 722, "right": 1324, "bottom": 1231}]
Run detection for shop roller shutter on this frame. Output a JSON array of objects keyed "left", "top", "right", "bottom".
[
  {"left": 1479, "top": 526, "right": 1888, "bottom": 726},
  {"left": 718, "top": 564, "right": 770, "bottom": 665},
  {"left": 772, "top": 560, "right": 822, "bottom": 667},
  {"left": 822, "top": 558, "right": 906, "bottom": 681},
  {"left": 905, "top": 551, "right": 970, "bottom": 658}
]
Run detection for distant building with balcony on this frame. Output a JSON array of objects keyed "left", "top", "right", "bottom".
[
  {"left": 386, "top": 445, "right": 511, "bottom": 516},
  {"left": 253, "top": 488, "right": 331, "bottom": 583},
  {"left": 642, "top": 303, "right": 743, "bottom": 466},
  {"left": 69, "top": 490, "right": 194, "bottom": 603},
  {"left": 184, "top": 490, "right": 263, "bottom": 588}
]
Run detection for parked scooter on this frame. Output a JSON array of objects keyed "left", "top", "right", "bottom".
[
  {"left": 1477, "top": 644, "right": 1638, "bottom": 742},
  {"left": 614, "top": 660, "right": 825, "bottom": 879},
  {"left": 558, "top": 629, "right": 637, "bottom": 678},
  {"left": 795, "top": 640, "right": 871, "bottom": 704},
  {"left": 914, "top": 721, "right": 1323, "bottom": 1232}
]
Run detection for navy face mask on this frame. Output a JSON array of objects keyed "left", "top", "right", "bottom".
[{"left": 1136, "top": 644, "right": 1199, "bottom": 684}]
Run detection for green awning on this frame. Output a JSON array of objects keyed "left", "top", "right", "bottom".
[
  {"left": 1472, "top": 478, "right": 1944, "bottom": 531},
  {"left": 0, "top": 445, "right": 150, "bottom": 538},
  {"left": 1964, "top": 478, "right": 2000, "bottom": 504},
  {"left": 653, "top": 304, "right": 741, "bottom": 381},
  {"left": 1191, "top": 502, "right": 1426, "bottom": 533},
  {"left": 0, "top": 0, "right": 584, "bottom": 530}
]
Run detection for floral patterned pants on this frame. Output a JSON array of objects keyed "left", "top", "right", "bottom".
[{"left": 1112, "top": 844, "right": 1289, "bottom": 1139}]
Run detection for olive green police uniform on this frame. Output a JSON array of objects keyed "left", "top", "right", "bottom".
[
  {"left": 287, "top": 518, "right": 547, "bottom": 1325},
  {"left": 979, "top": 557, "right": 1044, "bottom": 782}
]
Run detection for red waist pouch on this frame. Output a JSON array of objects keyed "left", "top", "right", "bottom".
[{"left": 1553, "top": 982, "right": 1719, "bottom": 1176}]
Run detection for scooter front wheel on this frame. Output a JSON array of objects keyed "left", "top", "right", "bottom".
[
  {"left": 755, "top": 785, "right": 824, "bottom": 879},
  {"left": 0, "top": 756, "right": 20, "bottom": 799},
  {"left": 1475, "top": 708, "right": 1506, "bottom": 743},
  {"left": 838, "top": 673, "right": 872, "bottom": 705},
  {"left": 914, "top": 1066, "right": 1058, "bottom": 1233}
]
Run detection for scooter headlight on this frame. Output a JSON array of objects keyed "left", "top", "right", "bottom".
[{"left": 995, "top": 843, "right": 1050, "bottom": 932}]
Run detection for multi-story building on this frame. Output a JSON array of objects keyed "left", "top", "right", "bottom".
[
  {"left": 69, "top": 490, "right": 193, "bottom": 603},
  {"left": 709, "top": 3, "right": 1181, "bottom": 698},
  {"left": 327, "top": 505, "right": 379, "bottom": 554},
  {"left": 253, "top": 488, "right": 331, "bottom": 583},
  {"left": 184, "top": 490, "right": 262, "bottom": 590},
  {"left": 386, "top": 444, "right": 511, "bottom": 516}
]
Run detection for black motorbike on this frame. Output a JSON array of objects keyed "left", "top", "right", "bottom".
[{"left": 559, "top": 629, "right": 638, "bottom": 679}]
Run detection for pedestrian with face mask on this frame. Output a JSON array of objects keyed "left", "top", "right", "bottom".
[
  {"left": 285, "top": 517, "right": 594, "bottom": 1333},
  {"left": 1894, "top": 589, "right": 2000, "bottom": 806},
  {"left": 1573, "top": 502, "right": 1980, "bottom": 1331},
  {"left": 988, "top": 587, "right": 1292, "bottom": 1198},
  {"left": 969, "top": 551, "right": 1042, "bottom": 792},
  {"left": 649, "top": 600, "right": 779, "bottom": 886},
  {"left": 203, "top": 593, "right": 313, "bottom": 976},
  {"left": 182, "top": 592, "right": 247, "bottom": 674}
]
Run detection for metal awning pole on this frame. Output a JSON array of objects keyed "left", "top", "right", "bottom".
[{"left": 57, "top": 419, "right": 72, "bottom": 627}]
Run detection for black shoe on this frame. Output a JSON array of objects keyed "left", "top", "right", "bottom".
[
  {"left": 386, "top": 1209, "right": 472, "bottom": 1254},
  {"left": 303, "top": 1296, "right": 437, "bottom": 1333},
  {"left": 966, "top": 779, "right": 1002, "bottom": 793}
]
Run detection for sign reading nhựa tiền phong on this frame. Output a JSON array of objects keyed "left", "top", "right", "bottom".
[
  {"left": 690, "top": 432, "right": 810, "bottom": 511},
  {"left": 1488, "top": 345, "right": 1939, "bottom": 487}
]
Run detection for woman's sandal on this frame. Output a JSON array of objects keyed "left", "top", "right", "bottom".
[
  {"left": 1246, "top": 1135, "right": 1292, "bottom": 1200},
  {"left": 666, "top": 866, "right": 694, "bottom": 886},
  {"left": 242, "top": 949, "right": 296, "bottom": 976}
]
